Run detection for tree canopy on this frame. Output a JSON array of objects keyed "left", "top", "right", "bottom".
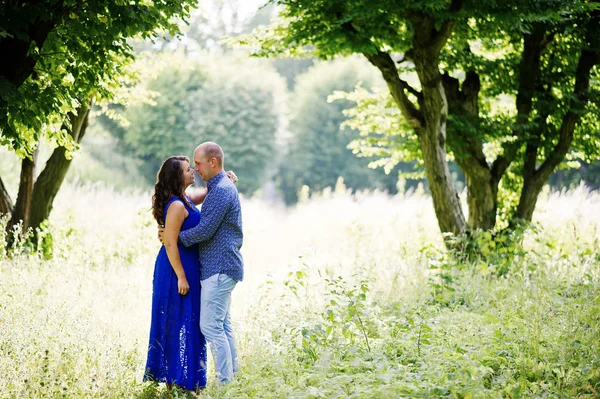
[
  {"left": 243, "top": 0, "right": 600, "bottom": 236},
  {"left": 0, "top": 0, "right": 197, "bottom": 156},
  {"left": 0, "top": 0, "right": 197, "bottom": 239}
]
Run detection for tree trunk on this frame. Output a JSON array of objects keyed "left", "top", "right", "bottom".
[
  {"left": 488, "top": 26, "right": 552, "bottom": 215},
  {"left": 0, "top": 176, "right": 13, "bottom": 217},
  {"left": 515, "top": 22, "right": 599, "bottom": 222},
  {"left": 363, "top": 10, "right": 467, "bottom": 236},
  {"left": 11, "top": 149, "right": 38, "bottom": 230},
  {"left": 515, "top": 178, "right": 545, "bottom": 222},
  {"left": 455, "top": 154, "right": 497, "bottom": 230},
  {"left": 413, "top": 71, "right": 467, "bottom": 235},
  {"left": 443, "top": 72, "right": 498, "bottom": 230},
  {"left": 409, "top": 14, "right": 467, "bottom": 236},
  {"left": 29, "top": 104, "right": 91, "bottom": 232},
  {"left": 516, "top": 48, "right": 600, "bottom": 222}
]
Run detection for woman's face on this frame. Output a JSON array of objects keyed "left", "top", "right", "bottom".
[{"left": 182, "top": 160, "right": 195, "bottom": 188}]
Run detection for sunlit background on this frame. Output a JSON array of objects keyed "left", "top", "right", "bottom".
[{"left": 1, "top": 1, "right": 599, "bottom": 398}]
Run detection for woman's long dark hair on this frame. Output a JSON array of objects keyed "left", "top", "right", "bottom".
[{"left": 152, "top": 156, "right": 193, "bottom": 225}]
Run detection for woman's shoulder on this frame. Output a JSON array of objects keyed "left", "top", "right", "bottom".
[
  {"left": 165, "top": 199, "right": 189, "bottom": 219},
  {"left": 168, "top": 198, "right": 185, "bottom": 207},
  {"left": 165, "top": 197, "right": 186, "bottom": 213}
]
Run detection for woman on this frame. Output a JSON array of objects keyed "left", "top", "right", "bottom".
[{"left": 144, "top": 155, "right": 207, "bottom": 391}]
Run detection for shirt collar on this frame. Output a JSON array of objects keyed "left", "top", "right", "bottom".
[{"left": 207, "top": 171, "right": 225, "bottom": 190}]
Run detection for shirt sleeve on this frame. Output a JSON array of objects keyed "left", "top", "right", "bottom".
[{"left": 179, "top": 186, "right": 232, "bottom": 247}]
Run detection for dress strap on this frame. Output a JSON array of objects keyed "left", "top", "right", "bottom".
[
  {"left": 164, "top": 196, "right": 196, "bottom": 214},
  {"left": 164, "top": 196, "right": 182, "bottom": 215}
]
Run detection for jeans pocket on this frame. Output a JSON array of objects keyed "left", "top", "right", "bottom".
[{"left": 217, "top": 273, "right": 236, "bottom": 289}]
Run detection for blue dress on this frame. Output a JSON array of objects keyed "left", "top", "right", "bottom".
[{"left": 144, "top": 197, "right": 207, "bottom": 390}]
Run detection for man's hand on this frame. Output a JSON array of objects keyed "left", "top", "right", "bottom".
[
  {"left": 226, "top": 170, "right": 238, "bottom": 183},
  {"left": 158, "top": 225, "right": 165, "bottom": 244}
]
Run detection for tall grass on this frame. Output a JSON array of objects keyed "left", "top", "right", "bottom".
[{"left": 0, "top": 184, "right": 598, "bottom": 398}]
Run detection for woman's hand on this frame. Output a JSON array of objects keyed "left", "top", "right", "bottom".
[
  {"left": 178, "top": 277, "right": 190, "bottom": 295},
  {"left": 226, "top": 170, "right": 238, "bottom": 183}
]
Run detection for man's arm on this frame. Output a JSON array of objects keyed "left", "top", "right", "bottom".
[{"left": 179, "top": 187, "right": 232, "bottom": 247}]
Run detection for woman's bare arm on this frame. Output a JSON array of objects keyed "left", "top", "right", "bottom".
[
  {"left": 163, "top": 201, "right": 190, "bottom": 295},
  {"left": 186, "top": 170, "right": 238, "bottom": 206},
  {"left": 188, "top": 188, "right": 208, "bottom": 205}
]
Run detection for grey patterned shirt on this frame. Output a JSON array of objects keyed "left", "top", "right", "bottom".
[{"left": 179, "top": 171, "right": 244, "bottom": 282}]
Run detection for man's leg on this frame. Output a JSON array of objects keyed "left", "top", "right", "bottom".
[
  {"left": 223, "top": 309, "right": 238, "bottom": 374},
  {"left": 200, "top": 273, "right": 237, "bottom": 383}
]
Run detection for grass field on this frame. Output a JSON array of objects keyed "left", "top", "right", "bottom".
[{"left": 1, "top": 184, "right": 599, "bottom": 398}]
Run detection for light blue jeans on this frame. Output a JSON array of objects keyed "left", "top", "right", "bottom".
[{"left": 200, "top": 273, "right": 238, "bottom": 383}]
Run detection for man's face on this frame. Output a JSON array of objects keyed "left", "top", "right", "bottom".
[{"left": 193, "top": 149, "right": 213, "bottom": 182}]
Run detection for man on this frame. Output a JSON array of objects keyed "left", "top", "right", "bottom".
[{"left": 174, "top": 142, "right": 244, "bottom": 384}]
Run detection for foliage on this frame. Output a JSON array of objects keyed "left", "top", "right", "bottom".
[
  {"left": 1, "top": 184, "right": 599, "bottom": 398},
  {"left": 332, "top": 85, "right": 424, "bottom": 178},
  {"left": 426, "top": 225, "right": 532, "bottom": 307},
  {"left": 69, "top": 124, "right": 148, "bottom": 190},
  {"left": 443, "top": 3, "right": 600, "bottom": 210},
  {"left": 0, "top": 0, "right": 197, "bottom": 157},
  {"left": 101, "top": 54, "right": 285, "bottom": 194},
  {"left": 238, "top": 0, "right": 412, "bottom": 58},
  {"left": 291, "top": 272, "right": 374, "bottom": 363},
  {"left": 0, "top": 133, "right": 146, "bottom": 194},
  {"left": 240, "top": 0, "right": 600, "bottom": 232},
  {"left": 278, "top": 58, "right": 401, "bottom": 204},
  {"left": 109, "top": 54, "right": 206, "bottom": 181}
]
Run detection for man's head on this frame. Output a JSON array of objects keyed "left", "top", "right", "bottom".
[{"left": 193, "top": 142, "right": 225, "bottom": 182}]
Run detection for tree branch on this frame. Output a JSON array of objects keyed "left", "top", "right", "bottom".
[
  {"left": 364, "top": 51, "right": 424, "bottom": 128},
  {"left": 334, "top": 10, "right": 424, "bottom": 118},
  {"left": 431, "top": 0, "right": 462, "bottom": 53},
  {"left": 524, "top": 74, "right": 555, "bottom": 180},
  {"left": 534, "top": 48, "right": 600, "bottom": 183},
  {"left": 491, "top": 140, "right": 520, "bottom": 182},
  {"left": 491, "top": 24, "right": 552, "bottom": 183},
  {"left": 402, "top": 79, "right": 423, "bottom": 101},
  {"left": 0, "top": 174, "right": 14, "bottom": 217},
  {"left": 443, "top": 71, "right": 487, "bottom": 172}
]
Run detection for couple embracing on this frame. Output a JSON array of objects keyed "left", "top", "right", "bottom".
[{"left": 143, "top": 142, "right": 243, "bottom": 392}]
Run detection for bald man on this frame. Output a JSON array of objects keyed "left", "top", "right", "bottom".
[{"left": 178, "top": 142, "right": 243, "bottom": 384}]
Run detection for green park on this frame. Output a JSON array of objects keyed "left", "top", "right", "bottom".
[{"left": 0, "top": 1, "right": 599, "bottom": 398}]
